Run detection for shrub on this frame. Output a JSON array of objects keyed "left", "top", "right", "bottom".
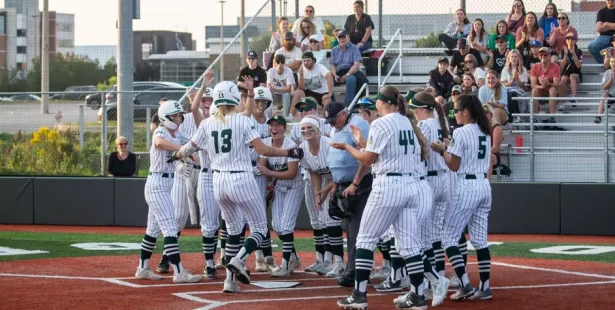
[{"left": 415, "top": 32, "right": 442, "bottom": 48}]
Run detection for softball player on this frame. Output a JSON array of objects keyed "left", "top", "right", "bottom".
[
  {"left": 430, "top": 94, "right": 493, "bottom": 301},
  {"left": 333, "top": 86, "right": 441, "bottom": 310},
  {"left": 290, "top": 97, "right": 334, "bottom": 274},
  {"left": 135, "top": 100, "right": 202, "bottom": 284},
  {"left": 173, "top": 78, "right": 304, "bottom": 293},
  {"left": 257, "top": 115, "right": 304, "bottom": 277}
]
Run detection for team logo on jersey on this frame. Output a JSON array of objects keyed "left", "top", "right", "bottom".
[
  {"left": 314, "top": 167, "right": 330, "bottom": 174},
  {"left": 271, "top": 163, "right": 288, "bottom": 171}
]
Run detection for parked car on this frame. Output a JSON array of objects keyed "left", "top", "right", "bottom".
[
  {"left": 97, "top": 84, "right": 188, "bottom": 121},
  {"left": 51, "top": 85, "right": 96, "bottom": 101},
  {"left": 2, "top": 94, "right": 42, "bottom": 102},
  {"left": 86, "top": 81, "right": 184, "bottom": 110}
]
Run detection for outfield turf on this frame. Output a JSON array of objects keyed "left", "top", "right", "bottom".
[{"left": 1, "top": 231, "right": 614, "bottom": 263}]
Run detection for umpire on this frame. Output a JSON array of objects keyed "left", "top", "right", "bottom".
[{"left": 324, "top": 102, "right": 372, "bottom": 287}]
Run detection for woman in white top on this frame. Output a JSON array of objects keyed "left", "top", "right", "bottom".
[
  {"left": 292, "top": 5, "right": 325, "bottom": 36},
  {"left": 464, "top": 54, "right": 485, "bottom": 87},
  {"left": 467, "top": 18, "right": 489, "bottom": 63},
  {"left": 478, "top": 70, "right": 510, "bottom": 125},
  {"left": 500, "top": 49, "right": 529, "bottom": 118},
  {"left": 296, "top": 18, "right": 317, "bottom": 52}
]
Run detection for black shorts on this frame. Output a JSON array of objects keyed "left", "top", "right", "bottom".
[
  {"left": 305, "top": 89, "right": 326, "bottom": 106},
  {"left": 492, "top": 152, "right": 501, "bottom": 169}
]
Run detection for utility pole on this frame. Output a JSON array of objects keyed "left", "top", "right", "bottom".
[
  {"left": 240, "top": 0, "right": 245, "bottom": 67},
  {"left": 220, "top": 0, "right": 226, "bottom": 81},
  {"left": 460, "top": 0, "right": 466, "bottom": 11},
  {"left": 41, "top": 0, "right": 49, "bottom": 114},
  {"left": 117, "top": 0, "right": 134, "bottom": 151}
]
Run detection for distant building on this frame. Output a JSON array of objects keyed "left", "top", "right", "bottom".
[
  {"left": 133, "top": 31, "right": 194, "bottom": 82},
  {"left": 148, "top": 50, "right": 210, "bottom": 85},
  {"left": 75, "top": 45, "right": 117, "bottom": 65},
  {"left": 204, "top": 25, "right": 259, "bottom": 80}
]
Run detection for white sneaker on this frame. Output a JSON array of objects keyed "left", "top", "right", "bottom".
[
  {"left": 255, "top": 258, "right": 269, "bottom": 272},
  {"left": 266, "top": 257, "right": 277, "bottom": 273},
  {"left": 448, "top": 274, "right": 461, "bottom": 288},
  {"left": 304, "top": 261, "right": 323, "bottom": 273},
  {"left": 370, "top": 266, "right": 391, "bottom": 281},
  {"left": 400, "top": 275, "right": 411, "bottom": 288},
  {"left": 135, "top": 267, "right": 163, "bottom": 280},
  {"left": 431, "top": 277, "right": 450, "bottom": 307},
  {"left": 316, "top": 261, "right": 333, "bottom": 276},
  {"left": 222, "top": 279, "right": 241, "bottom": 293},
  {"left": 227, "top": 257, "right": 251, "bottom": 284},
  {"left": 173, "top": 271, "right": 203, "bottom": 283},
  {"left": 270, "top": 266, "right": 292, "bottom": 277},
  {"left": 215, "top": 256, "right": 225, "bottom": 269},
  {"left": 289, "top": 256, "right": 301, "bottom": 272},
  {"left": 325, "top": 261, "right": 345, "bottom": 278}
]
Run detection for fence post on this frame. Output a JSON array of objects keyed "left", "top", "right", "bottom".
[
  {"left": 100, "top": 92, "right": 107, "bottom": 176},
  {"left": 146, "top": 106, "right": 151, "bottom": 151},
  {"left": 79, "top": 105, "right": 84, "bottom": 151},
  {"left": 604, "top": 102, "right": 609, "bottom": 182},
  {"left": 378, "top": 0, "right": 383, "bottom": 48},
  {"left": 529, "top": 98, "right": 535, "bottom": 182}
]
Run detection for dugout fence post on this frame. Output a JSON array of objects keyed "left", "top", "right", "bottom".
[
  {"left": 604, "top": 99, "right": 609, "bottom": 182},
  {"left": 529, "top": 97, "right": 535, "bottom": 182},
  {"left": 101, "top": 92, "right": 108, "bottom": 176},
  {"left": 146, "top": 106, "right": 152, "bottom": 151},
  {"left": 79, "top": 105, "right": 84, "bottom": 150}
]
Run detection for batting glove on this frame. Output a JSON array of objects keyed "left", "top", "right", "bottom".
[{"left": 287, "top": 147, "right": 304, "bottom": 160}]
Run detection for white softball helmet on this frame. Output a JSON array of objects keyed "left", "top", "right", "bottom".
[
  {"left": 254, "top": 86, "right": 273, "bottom": 108},
  {"left": 158, "top": 100, "right": 184, "bottom": 131},
  {"left": 213, "top": 81, "right": 241, "bottom": 107},
  {"left": 210, "top": 102, "right": 218, "bottom": 116},
  {"left": 203, "top": 87, "right": 214, "bottom": 98}
]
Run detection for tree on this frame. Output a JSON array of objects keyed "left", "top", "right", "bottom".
[
  {"left": 415, "top": 32, "right": 442, "bottom": 48},
  {"left": 0, "top": 67, "right": 29, "bottom": 92},
  {"left": 26, "top": 53, "right": 116, "bottom": 91},
  {"left": 249, "top": 31, "right": 273, "bottom": 59}
]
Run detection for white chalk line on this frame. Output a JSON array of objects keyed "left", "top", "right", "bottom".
[{"left": 491, "top": 262, "right": 615, "bottom": 280}]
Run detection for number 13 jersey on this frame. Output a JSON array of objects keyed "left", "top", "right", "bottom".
[
  {"left": 366, "top": 113, "right": 422, "bottom": 175},
  {"left": 447, "top": 123, "right": 491, "bottom": 175},
  {"left": 191, "top": 113, "right": 260, "bottom": 172}
]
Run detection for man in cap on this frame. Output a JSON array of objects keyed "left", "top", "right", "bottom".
[
  {"left": 524, "top": 40, "right": 543, "bottom": 69},
  {"left": 487, "top": 35, "right": 510, "bottom": 75},
  {"left": 324, "top": 102, "right": 372, "bottom": 286},
  {"left": 428, "top": 56, "right": 456, "bottom": 105},
  {"left": 449, "top": 38, "right": 484, "bottom": 81},
  {"left": 530, "top": 46, "right": 562, "bottom": 128},
  {"left": 291, "top": 51, "right": 334, "bottom": 118},
  {"left": 238, "top": 50, "right": 267, "bottom": 89},
  {"left": 330, "top": 29, "right": 369, "bottom": 106},
  {"left": 274, "top": 31, "right": 304, "bottom": 77}
]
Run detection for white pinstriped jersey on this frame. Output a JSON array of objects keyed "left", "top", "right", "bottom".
[
  {"left": 366, "top": 113, "right": 422, "bottom": 175},
  {"left": 149, "top": 126, "right": 181, "bottom": 173},
  {"left": 249, "top": 115, "right": 270, "bottom": 162},
  {"left": 260, "top": 137, "right": 302, "bottom": 182},
  {"left": 418, "top": 117, "right": 448, "bottom": 172},
  {"left": 299, "top": 136, "right": 331, "bottom": 175},
  {"left": 191, "top": 114, "right": 260, "bottom": 172},
  {"left": 447, "top": 123, "right": 491, "bottom": 175},
  {"left": 193, "top": 120, "right": 211, "bottom": 168},
  {"left": 181, "top": 112, "right": 197, "bottom": 138},
  {"left": 290, "top": 117, "right": 332, "bottom": 144}
]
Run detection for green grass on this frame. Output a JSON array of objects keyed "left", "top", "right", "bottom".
[{"left": 0, "top": 231, "right": 614, "bottom": 264}]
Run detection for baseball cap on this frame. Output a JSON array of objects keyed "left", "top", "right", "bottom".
[
  {"left": 295, "top": 96, "right": 318, "bottom": 109},
  {"left": 358, "top": 96, "right": 377, "bottom": 110},
  {"left": 538, "top": 47, "right": 551, "bottom": 54},
  {"left": 247, "top": 51, "right": 257, "bottom": 59},
  {"left": 337, "top": 29, "right": 348, "bottom": 38},
  {"left": 309, "top": 33, "right": 323, "bottom": 42},
  {"left": 495, "top": 35, "right": 507, "bottom": 42},
  {"left": 302, "top": 51, "right": 316, "bottom": 61},
  {"left": 324, "top": 102, "right": 346, "bottom": 124},
  {"left": 284, "top": 31, "right": 294, "bottom": 40},
  {"left": 452, "top": 85, "right": 463, "bottom": 94},
  {"left": 404, "top": 90, "right": 418, "bottom": 101},
  {"left": 408, "top": 92, "right": 435, "bottom": 110},
  {"left": 437, "top": 56, "right": 449, "bottom": 65},
  {"left": 529, "top": 40, "right": 542, "bottom": 47},
  {"left": 566, "top": 32, "right": 578, "bottom": 40},
  {"left": 266, "top": 115, "right": 287, "bottom": 126},
  {"left": 457, "top": 39, "right": 467, "bottom": 48}
]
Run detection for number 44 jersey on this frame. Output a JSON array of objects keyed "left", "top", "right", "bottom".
[
  {"left": 447, "top": 123, "right": 491, "bottom": 175},
  {"left": 191, "top": 114, "right": 261, "bottom": 172}
]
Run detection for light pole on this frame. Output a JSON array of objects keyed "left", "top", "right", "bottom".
[
  {"left": 219, "top": 0, "right": 226, "bottom": 81},
  {"left": 31, "top": 14, "right": 40, "bottom": 59},
  {"left": 41, "top": 0, "right": 49, "bottom": 114}
]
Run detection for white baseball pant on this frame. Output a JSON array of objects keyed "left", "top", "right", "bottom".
[
  {"left": 271, "top": 180, "right": 305, "bottom": 235},
  {"left": 422, "top": 172, "right": 451, "bottom": 249},
  {"left": 303, "top": 173, "right": 328, "bottom": 230},
  {"left": 172, "top": 163, "right": 190, "bottom": 232},
  {"left": 144, "top": 173, "right": 178, "bottom": 238},
  {"left": 197, "top": 168, "right": 225, "bottom": 238}
]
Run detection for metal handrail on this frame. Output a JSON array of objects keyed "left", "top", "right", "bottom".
[
  {"left": 347, "top": 83, "right": 369, "bottom": 112},
  {"left": 177, "top": 0, "right": 271, "bottom": 104},
  {"left": 378, "top": 28, "right": 402, "bottom": 88}
]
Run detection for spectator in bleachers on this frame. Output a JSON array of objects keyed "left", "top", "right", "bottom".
[
  {"left": 438, "top": 8, "right": 472, "bottom": 52},
  {"left": 444, "top": 85, "right": 463, "bottom": 133},
  {"left": 344, "top": 0, "right": 375, "bottom": 53},
  {"left": 461, "top": 73, "right": 479, "bottom": 95},
  {"left": 506, "top": 0, "right": 526, "bottom": 34},
  {"left": 330, "top": 30, "right": 367, "bottom": 106},
  {"left": 539, "top": 2, "right": 559, "bottom": 47},
  {"left": 428, "top": 56, "right": 456, "bottom": 106},
  {"left": 468, "top": 18, "right": 489, "bottom": 63},
  {"left": 488, "top": 20, "right": 516, "bottom": 51},
  {"left": 465, "top": 54, "right": 486, "bottom": 87},
  {"left": 107, "top": 136, "right": 136, "bottom": 177},
  {"left": 292, "top": 5, "right": 325, "bottom": 36},
  {"left": 596, "top": 55, "right": 615, "bottom": 123},
  {"left": 309, "top": 33, "right": 328, "bottom": 67},
  {"left": 530, "top": 47, "right": 561, "bottom": 124},
  {"left": 515, "top": 12, "right": 544, "bottom": 58},
  {"left": 267, "top": 54, "right": 295, "bottom": 118},
  {"left": 524, "top": 40, "right": 542, "bottom": 70},
  {"left": 237, "top": 51, "right": 267, "bottom": 88},
  {"left": 602, "top": 35, "right": 615, "bottom": 69},
  {"left": 293, "top": 51, "right": 333, "bottom": 117},
  {"left": 501, "top": 49, "right": 529, "bottom": 122},
  {"left": 558, "top": 32, "right": 583, "bottom": 103},
  {"left": 275, "top": 31, "right": 304, "bottom": 78},
  {"left": 296, "top": 18, "right": 317, "bottom": 52},
  {"left": 487, "top": 35, "right": 510, "bottom": 75},
  {"left": 449, "top": 39, "right": 484, "bottom": 83},
  {"left": 331, "top": 29, "right": 341, "bottom": 49},
  {"left": 479, "top": 70, "right": 510, "bottom": 125},
  {"left": 588, "top": 0, "right": 615, "bottom": 65},
  {"left": 269, "top": 17, "right": 291, "bottom": 55},
  {"left": 547, "top": 12, "right": 578, "bottom": 64}
]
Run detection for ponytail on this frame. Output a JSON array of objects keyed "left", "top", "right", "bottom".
[
  {"left": 406, "top": 109, "right": 430, "bottom": 162},
  {"left": 433, "top": 101, "right": 450, "bottom": 139},
  {"left": 215, "top": 105, "right": 236, "bottom": 124},
  {"left": 396, "top": 95, "right": 407, "bottom": 117}
]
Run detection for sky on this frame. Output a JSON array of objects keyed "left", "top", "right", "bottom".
[{"left": 1, "top": 0, "right": 573, "bottom": 51}]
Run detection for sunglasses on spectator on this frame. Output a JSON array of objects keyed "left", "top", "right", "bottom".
[
  {"left": 310, "top": 40, "right": 318, "bottom": 43},
  {"left": 118, "top": 143, "right": 128, "bottom": 146},
  {"left": 305, "top": 9, "right": 313, "bottom": 13},
  {"left": 297, "top": 106, "right": 314, "bottom": 112},
  {"left": 454, "top": 108, "right": 464, "bottom": 114},
  {"left": 513, "top": 4, "right": 522, "bottom": 7},
  {"left": 337, "top": 35, "right": 347, "bottom": 39},
  {"left": 538, "top": 53, "right": 548, "bottom": 57},
  {"left": 558, "top": 16, "right": 567, "bottom": 20}
]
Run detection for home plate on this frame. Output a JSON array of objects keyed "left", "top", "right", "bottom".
[{"left": 251, "top": 281, "right": 302, "bottom": 289}]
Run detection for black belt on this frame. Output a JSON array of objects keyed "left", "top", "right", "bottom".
[
  {"left": 427, "top": 170, "right": 446, "bottom": 176},
  {"left": 201, "top": 168, "right": 209, "bottom": 173},
  {"left": 149, "top": 172, "right": 174, "bottom": 178},
  {"left": 213, "top": 170, "right": 245, "bottom": 174},
  {"left": 465, "top": 173, "right": 487, "bottom": 179},
  {"left": 377, "top": 173, "right": 425, "bottom": 180},
  {"left": 251, "top": 161, "right": 257, "bottom": 167},
  {"left": 193, "top": 165, "right": 201, "bottom": 170}
]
